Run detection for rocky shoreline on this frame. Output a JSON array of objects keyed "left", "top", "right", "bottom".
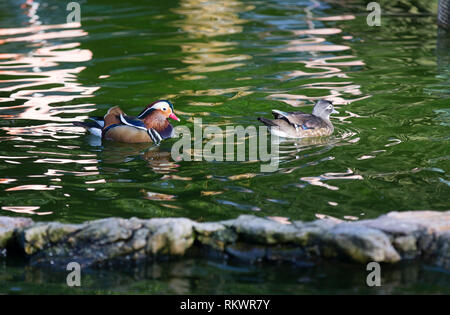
[{"left": 0, "top": 211, "right": 449, "bottom": 269}]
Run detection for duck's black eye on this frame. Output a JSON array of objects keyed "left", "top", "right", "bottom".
[{"left": 163, "top": 108, "right": 167, "bottom": 111}]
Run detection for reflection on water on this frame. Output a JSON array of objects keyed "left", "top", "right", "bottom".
[
  {"left": 1, "top": 205, "right": 52, "bottom": 215},
  {"left": 0, "top": 0, "right": 96, "bottom": 145},
  {"left": 270, "top": 47, "right": 370, "bottom": 106},
  {"left": 299, "top": 168, "right": 363, "bottom": 191},
  {"left": 172, "top": 0, "right": 253, "bottom": 105},
  {"left": 0, "top": 25, "right": 97, "bottom": 127},
  {"left": 1, "top": 255, "right": 448, "bottom": 294},
  {"left": 0, "top": 2, "right": 100, "bottom": 215},
  {"left": 264, "top": 6, "right": 366, "bottom": 106}
]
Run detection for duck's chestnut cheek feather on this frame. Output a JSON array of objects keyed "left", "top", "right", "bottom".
[{"left": 169, "top": 113, "right": 180, "bottom": 121}]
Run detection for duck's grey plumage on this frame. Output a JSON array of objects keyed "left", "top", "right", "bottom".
[{"left": 258, "top": 100, "right": 338, "bottom": 138}]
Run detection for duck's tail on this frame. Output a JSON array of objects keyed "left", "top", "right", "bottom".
[
  {"left": 73, "top": 118, "right": 103, "bottom": 137},
  {"left": 257, "top": 117, "right": 278, "bottom": 127}
]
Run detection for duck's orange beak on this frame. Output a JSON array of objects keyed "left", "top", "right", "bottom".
[{"left": 169, "top": 113, "right": 180, "bottom": 121}]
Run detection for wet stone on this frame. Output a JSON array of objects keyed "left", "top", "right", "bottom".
[
  {"left": 0, "top": 217, "right": 34, "bottom": 249},
  {"left": 224, "top": 215, "right": 301, "bottom": 244},
  {"left": 225, "top": 243, "right": 266, "bottom": 263},
  {"left": 322, "top": 223, "right": 401, "bottom": 263},
  {"left": 0, "top": 210, "right": 448, "bottom": 269}
]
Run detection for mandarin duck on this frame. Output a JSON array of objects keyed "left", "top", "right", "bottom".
[
  {"left": 257, "top": 100, "right": 338, "bottom": 138},
  {"left": 74, "top": 100, "right": 180, "bottom": 144}
]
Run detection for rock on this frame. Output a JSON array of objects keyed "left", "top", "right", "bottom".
[
  {"left": 0, "top": 217, "right": 33, "bottom": 248},
  {"left": 321, "top": 223, "right": 401, "bottom": 263},
  {"left": 0, "top": 210, "right": 448, "bottom": 269},
  {"left": 69, "top": 217, "right": 138, "bottom": 245},
  {"left": 293, "top": 219, "right": 340, "bottom": 247},
  {"left": 433, "top": 232, "right": 450, "bottom": 269},
  {"left": 21, "top": 223, "right": 48, "bottom": 255},
  {"left": 0, "top": 216, "right": 33, "bottom": 229},
  {"left": 225, "top": 243, "right": 266, "bottom": 263},
  {"left": 30, "top": 217, "right": 195, "bottom": 267},
  {"left": 223, "top": 215, "right": 301, "bottom": 244},
  {"left": 130, "top": 228, "right": 149, "bottom": 251},
  {"left": 357, "top": 216, "right": 422, "bottom": 236},
  {"left": 385, "top": 211, "right": 450, "bottom": 234},
  {"left": 20, "top": 222, "right": 81, "bottom": 255},
  {"left": 145, "top": 218, "right": 194, "bottom": 255},
  {"left": 357, "top": 211, "right": 450, "bottom": 261},
  {"left": 0, "top": 229, "right": 14, "bottom": 249},
  {"left": 193, "top": 222, "right": 237, "bottom": 250},
  {"left": 393, "top": 235, "right": 417, "bottom": 258},
  {"left": 357, "top": 211, "right": 450, "bottom": 236}
]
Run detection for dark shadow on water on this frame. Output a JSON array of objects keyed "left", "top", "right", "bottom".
[{"left": 1, "top": 253, "right": 449, "bottom": 294}]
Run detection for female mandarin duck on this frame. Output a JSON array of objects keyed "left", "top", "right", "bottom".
[
  {"left": 75, "top": 100, "right": 180, "bottom": 144},
  {"left": 257, "top": 99, "right": 339, "bottom": 138}
]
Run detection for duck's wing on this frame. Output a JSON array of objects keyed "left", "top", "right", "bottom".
[
  {"left": 291, "top": 114, "right": 328, "bottom": 130},
  {"left": 73, "top": 120, "right": 103, "bottom": 137},
  {"left": 119, "top": 114, "right": 163, "bottom": 143},
  {"left": 258, "top": 117, "right": 299, "bottom": 138},
  {"left": 271, "top": 110, "right": 326, "bottom": 130},
  {"left": 88, "top": 116, "right": 104, "bottom": 128},
  {"left": 103, "top": 116, "right": 162, "bottom": 143},
  {"left": 272, "top": 109, "right": 306, "bottom": 120},
  {"left": 73, "top": 115, "right": 105, "bottom": 137},
  {"left": 119, "top": 114, "right": 147, "bottom": 130}
]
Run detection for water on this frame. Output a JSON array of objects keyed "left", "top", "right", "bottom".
[
  {"left": 0, "top": 0, "right": 449, "bottom": 294},
  {"left": 1, "top": 255, "right": 449, "bottom": 294}
]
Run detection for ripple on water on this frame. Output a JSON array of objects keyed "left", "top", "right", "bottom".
[{"left": 0, "top": 0, "right": 447, "bottom": 223}]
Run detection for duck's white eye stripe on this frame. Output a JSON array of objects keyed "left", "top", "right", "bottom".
[{"left": 152, "top": 101, "right": 170, "bottom": 110}]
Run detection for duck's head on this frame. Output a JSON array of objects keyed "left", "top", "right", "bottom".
[
  {"left": 138, "top": 100, "right": 180, "bottom": 121},
  {"left": 312, "top": 99, "right": 339, "bottom": 119}
]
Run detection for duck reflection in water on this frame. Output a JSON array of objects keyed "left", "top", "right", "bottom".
[{"left": 95, "top": 142, "right": 179, "bottom": 174}]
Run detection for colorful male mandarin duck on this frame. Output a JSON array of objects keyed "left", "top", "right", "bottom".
[
  {"left": 257, "top": 99, "right": 339, "bottom": 138},
  {"left": 74, "top": 100, "right": 180, "bottom": 144}
]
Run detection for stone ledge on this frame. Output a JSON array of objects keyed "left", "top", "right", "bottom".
[{"left": 0, "top": 210, "right": 449, "bottom": 269}]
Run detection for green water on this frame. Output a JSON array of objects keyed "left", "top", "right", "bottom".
[
  {"left": 1, "top": 255, "right": 449, "bottom": 294},
  {"left": 0, "top": 0, "right": 449, "bottom": 294}
]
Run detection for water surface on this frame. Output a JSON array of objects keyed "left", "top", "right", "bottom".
[
  {"left": 0, "top": 0, "right": 448, "bottom": 224},
  {"left": 1, "top": 255, "right": 449, "bottom": 294},
  {"left": 0, "top": 0, "right": 449, "bottom": 294}
]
